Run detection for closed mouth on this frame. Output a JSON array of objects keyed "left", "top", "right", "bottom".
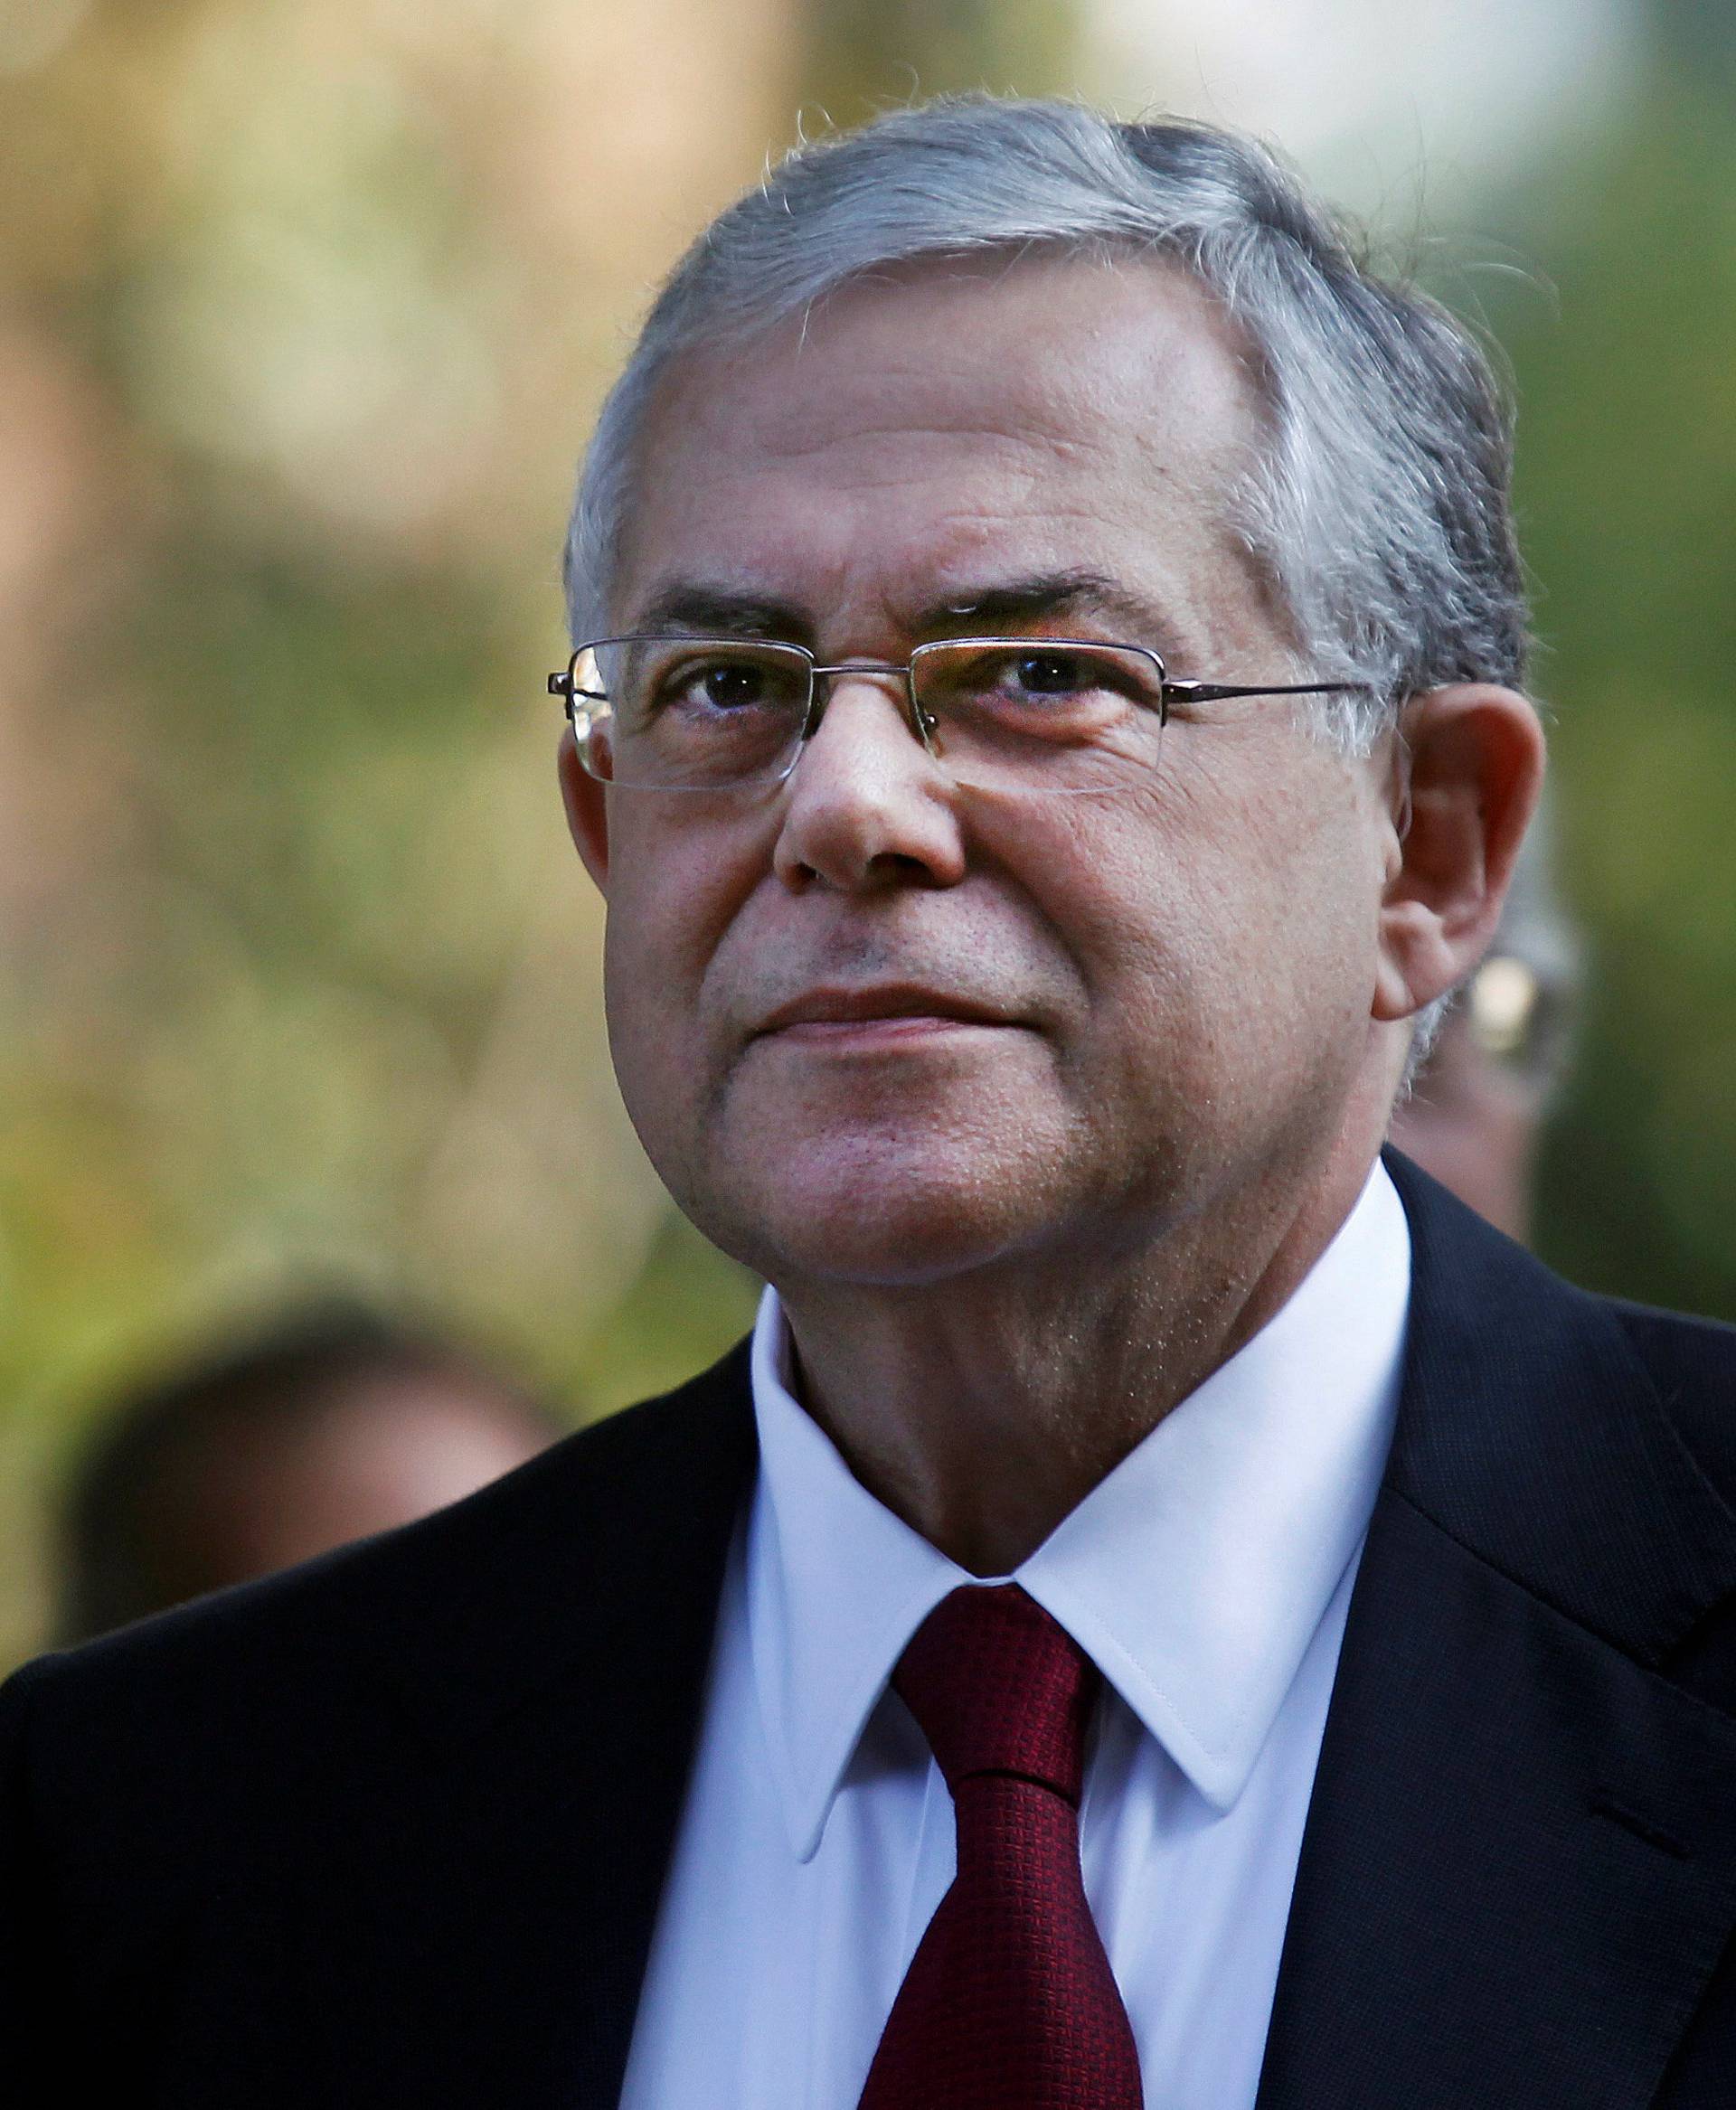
[{"left": 751, "top": 985, "right": 1017, "bottom": 1038}]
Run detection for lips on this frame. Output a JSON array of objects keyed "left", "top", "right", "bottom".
[{"left": 751, "top": 984, "right": 1017, "bottom": 1038}]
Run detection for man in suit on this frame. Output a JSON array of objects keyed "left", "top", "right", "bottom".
[{"left": 5, "top": 98, "right": 1736, "bottom": 2109}]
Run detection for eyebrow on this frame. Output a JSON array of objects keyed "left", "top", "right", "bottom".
[
  {"left": 627, "top": 585, "right": 816, "bottom": 642},
  {"left": 627, "top": 570, "right": 1184, "bottom": 655},
  {"left": 916, "top": 570, "right": 1181, "bottom": 649}
]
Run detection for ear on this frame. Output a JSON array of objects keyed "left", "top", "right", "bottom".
[
  {"left": 1373, "top": 683, "right": 1545, "bottom": 1023},
  {"left": 558, "top": 728, "right": 611, "bottom": 892}
]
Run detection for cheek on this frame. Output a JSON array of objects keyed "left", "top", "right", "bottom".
[
  {"left": 599, "top": 832, "right": 746, "bottom": 1160},
  {"left": 1035, "top": 763, "right": 1377, "bottom": 1102},
  {"left": 1209, "top": 774, "right": 1386, "bottom": 1075}
]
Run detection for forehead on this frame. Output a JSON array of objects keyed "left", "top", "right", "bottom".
[{"left": 615, "top": 250, "right": 1270, "bottom": 637}]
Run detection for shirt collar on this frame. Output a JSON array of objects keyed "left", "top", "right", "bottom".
[{"left": 746, "top": 1160, "right": 1410, "bottom": 1860}]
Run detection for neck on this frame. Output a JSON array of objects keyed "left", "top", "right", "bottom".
[{"left": 777, "top": 1139, "right": 1383, "bottom": 1576}]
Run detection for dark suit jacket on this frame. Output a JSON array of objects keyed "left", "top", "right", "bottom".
[{"left": 6, "top": 1153, "right": 1736, "bottom": 2107}]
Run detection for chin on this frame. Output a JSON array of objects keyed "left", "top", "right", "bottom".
[{"left": 684, "top": 1126, "right": 1075, "bottom": 1289}]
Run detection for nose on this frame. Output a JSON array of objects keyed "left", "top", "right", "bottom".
[{"left": 772, "top": 670, "right": 967, "bottom": 894}]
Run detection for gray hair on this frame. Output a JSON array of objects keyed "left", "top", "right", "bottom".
[{"left": 563, "top": 96, "right": 1528, "bottom": 755}]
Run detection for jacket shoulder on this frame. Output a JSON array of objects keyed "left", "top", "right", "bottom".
[
  {"left": 0, "top": 1338, "right": 756, "bottom": 1830},
  {"left": 1605, "top": 1297, "right": 1736, "bottom": 1510},
  {"left": 1, "top": 1343, "right": 756, "bottom": 2098}
]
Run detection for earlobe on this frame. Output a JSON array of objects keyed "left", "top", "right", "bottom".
[
  {"left": 558, "top": 730, "right": 611, "bottom": 891},
  {"left": 1373, "top": 683, "right": 1545, "bottom": 1023}
]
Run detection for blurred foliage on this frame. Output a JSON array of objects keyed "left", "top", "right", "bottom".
[
  {"left": 0, "top": 0, "right": 805, "bottom": 1665},
  {"left": 1, "top": 0, "right": 1733, "bottom": 1672},
  {"left": 805, "top": 0, "right": 1081, "bottom": 121},
  {"left": 1478, "top": 43, "right": 1736, "bottom": 1317},
  {"left": 0, "top": 0, "right": 1082, "bottom": 1669}
]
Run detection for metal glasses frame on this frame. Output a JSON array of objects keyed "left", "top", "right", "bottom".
[{"left": 546, "top": 634, "right": 1364, "bottom": 787}]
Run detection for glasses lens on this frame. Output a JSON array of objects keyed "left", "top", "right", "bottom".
[
  {"left": 910, "top": 641, "right": 1166, "bottom": 794},
  {"left": 578, "top": 637, "right": 812, "bottom": 788}
]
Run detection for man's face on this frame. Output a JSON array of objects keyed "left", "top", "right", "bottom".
[{"left": 572, "top": 252, "right": 1397, "bottom": 1288}]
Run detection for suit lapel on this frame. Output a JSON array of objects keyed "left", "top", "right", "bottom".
[
  {"left": 1256, "top": 1486, "right": 1736, "bottom": 2109},
  {"left": 1257, "top": 1158, "right": 1736, "bottom": 2109},
  {"left": 275, "top": 1348, "right": 758, "bottom": 2109}
]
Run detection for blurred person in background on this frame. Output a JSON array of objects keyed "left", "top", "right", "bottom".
[
  {"left": 56, "top": 1305, "right": 565, "bottom": 1644},
  {"left": 6, "top": 98, "right": 1736, "bottom": 2110},
  {"left": 1389, "top": 804, "right": 1583, "bottom": 1243}
]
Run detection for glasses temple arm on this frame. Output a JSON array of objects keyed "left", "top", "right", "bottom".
[{"left": 1164, "top": 679, "right": 1366, "bottom": 704}]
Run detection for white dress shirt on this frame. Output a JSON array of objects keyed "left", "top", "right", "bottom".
[{"left": 618, "top": 1163, "right": 1410, "bottom": 2109}]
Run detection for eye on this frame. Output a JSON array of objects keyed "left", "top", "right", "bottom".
[
  {"left": 1005, "top": 650, "right": 1095, "bottom": 698},
  {"left": 693, "top": 661, "right": 769, "bottom": 710},
  {"left": 656, "top": 650, "right": 801, "bottom": 715}
]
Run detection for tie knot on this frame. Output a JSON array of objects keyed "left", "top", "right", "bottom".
[{"left": 892, "top": 1585, "right": 1099, "bottom": 1804}]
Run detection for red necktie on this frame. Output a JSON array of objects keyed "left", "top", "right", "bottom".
[{"left": 856, "top": 1584, "right": 1145, "bottom": 2109}]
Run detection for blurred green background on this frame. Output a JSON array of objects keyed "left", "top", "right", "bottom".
[{"left": 2, "top": 0, "right": 1732, "bottom": 1668}]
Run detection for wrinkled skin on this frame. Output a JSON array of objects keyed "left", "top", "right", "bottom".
[{"left": 562, "top": 252, "right": 1543, "bottom": 1570}]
